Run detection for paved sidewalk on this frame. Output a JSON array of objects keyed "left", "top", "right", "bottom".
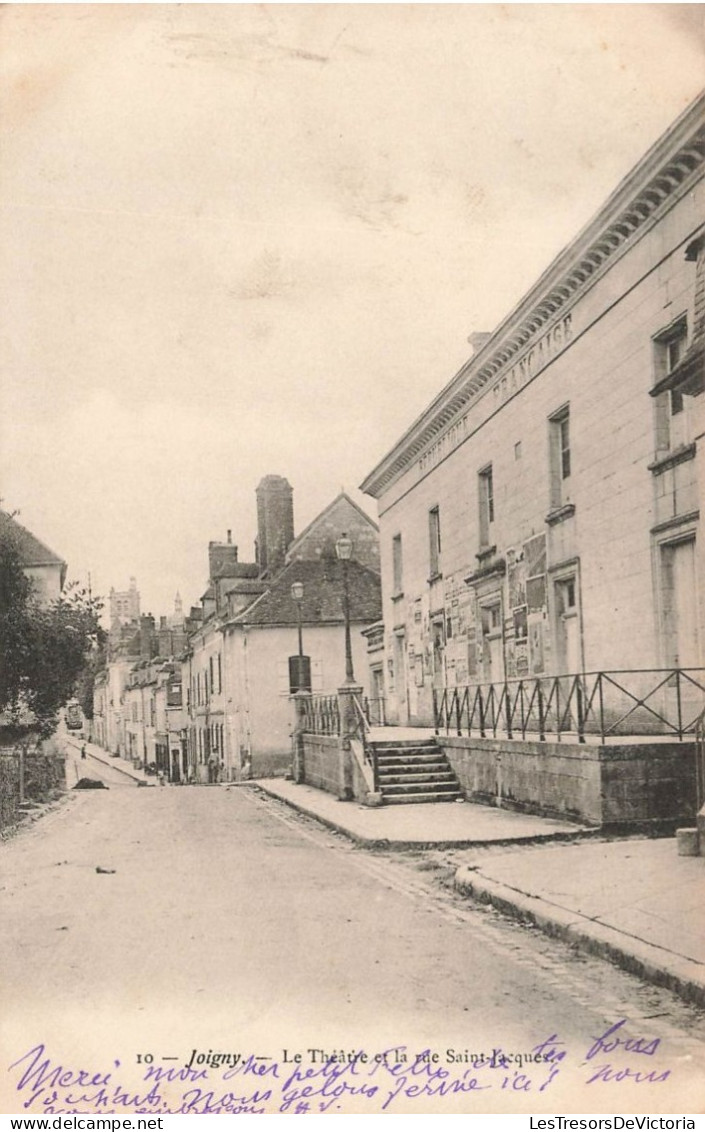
[
  {"left": 64, "top": 736, "right": 149, "bottom": 784},
  {"left": 454, "top": 838, "right": 705, "bottom": 1007},
  {"left": 254, "top": 777, "right": 592, "bottom": 847},
  {"left": 255, "top": 777, "right": 705, "bottom": 1007}
]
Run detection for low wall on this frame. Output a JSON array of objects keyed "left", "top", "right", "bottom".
[
  {"left": 251, "top": 750, "right": 291, "bottom": 779},
  {"left": 301, "top": 734, "right": 342, "bottom": 797},
  {"left": 440, "top": 735, "right": 697, "bottom": 827},
  {"left": 0, "top": 746, "right": 66, "bottom": 832},
  {"left": 0, "top": 753, "right": 20, "bottom": 830}
]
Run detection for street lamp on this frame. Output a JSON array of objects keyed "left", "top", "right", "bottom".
[
  {"left": 335, "top": 533, "right": 355, "bottom": 685},
  {"left": 291, "top": 581, "right": 304, "bottom": 658},
  {"left": 289, "top": 581, "right": 310, "bottom": 693}
]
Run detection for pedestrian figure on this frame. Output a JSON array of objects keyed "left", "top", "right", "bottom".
[
  {"left": 81, "top": 744, "right": 87, "bottom": 760},
  {"left": 207, "top": 753, "right": 218, "bottom": 784}
]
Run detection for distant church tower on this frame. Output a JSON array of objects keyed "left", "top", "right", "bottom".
[
  {"left": 172, "top": 590, "right": 184, "bottom": 627},
  {"left": 109, "top": 576, "right": 141, "bottom": 628}
]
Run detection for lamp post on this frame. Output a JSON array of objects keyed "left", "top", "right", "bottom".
[
  {"left": 291, "top": 581, "right": 304, "bottom": 659},
  {"left": 335, "top": 533, "right": 355, "bottom": 685},
  {"left": 289, "top": 580, "right": 309, "bottom": 784},
  {"left": 289, "top": 581, "right": 310, "bottom": 694}
]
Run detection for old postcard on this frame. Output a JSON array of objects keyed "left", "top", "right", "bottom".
[{"left": 1, "top": 3, "right": 704, "bottom": 1118}]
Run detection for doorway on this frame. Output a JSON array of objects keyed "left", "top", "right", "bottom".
[
  {"left": 661, "top": 538, "right": 699, "bottom": 668},
  {"left": 432, "top": 618, "right": 446, "bottom": 689},
  {"left": 480, "top": 599, "right": 504, "bottom": 685},
  {"left": 660, "top": 537, "right": 701, "bottom": 731},
  {"left": 554, "top": 575, "right": 581, "bottom": 675},
  {"left": 552, "top": 572, "right": 583, "bottom": 734},
  {"left": 392, "top": 631, "right": 408, "bottom": 724}
]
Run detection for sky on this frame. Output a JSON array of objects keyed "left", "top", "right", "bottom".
[{"left": 1, "top": 3, "right": 703, "bottom": 620}]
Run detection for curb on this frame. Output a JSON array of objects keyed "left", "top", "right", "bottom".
[
  {"left": 66, "top": 740, "right": 146, "bottom": 785},
  {"left": 252, "top": 783, "right": 390, "bottom": 848},
  {"left": 253, "top": 782, "right": 597, "bottom": 852},
  {"left": 454, "top": 864, "right": 705, "bottom": 1009}
]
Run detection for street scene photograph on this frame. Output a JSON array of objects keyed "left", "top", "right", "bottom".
[{"left": 1, "top": 2, "right": 705, "bottom": 1117}]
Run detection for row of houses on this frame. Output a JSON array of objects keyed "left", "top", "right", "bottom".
[
  {"left": 91, "top": 94, "right": 705, "bottom": 823},
  {"left": 92, "top": 480, "right": 383, "bottom": 781}
]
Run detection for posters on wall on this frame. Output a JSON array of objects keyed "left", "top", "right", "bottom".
[
  {"left": 524, "top": 533, "right": 549, "bottom": 676},
  {"left": 443, "top": 572, "right": 475, "bottom": 685}
]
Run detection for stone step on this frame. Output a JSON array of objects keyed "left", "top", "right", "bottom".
[
  {"left": 381, "top": 781, "right": 460, "bottom": 796},
  {"left": 371, "top": 740, "right": 440, "bottom": 752},
  {"left": 377, "top": 766, "right": 450, "bottom": 778},
  {"left": 375, "top": 754, "right": 449, "bottom": 767},
  {"left": 384, "top": 792, "right": 464, "bottom": 805},
  {"left": 377, "top": 771, "right": 457, "bottom": 785}
]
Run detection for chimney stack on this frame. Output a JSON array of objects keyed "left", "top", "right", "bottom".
[
  {"left": 139, "top": 614, "right": 156, "bottom": 660},
  {"left": 256, "top": 475, "right": 294, "bottom": 576},
  {"left": 208, "top": 535, "right": 239, "bottom": 580}
]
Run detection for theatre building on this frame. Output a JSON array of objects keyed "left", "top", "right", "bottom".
[{"left": 360, "top": 94, "right": 705, "bottom": 827}]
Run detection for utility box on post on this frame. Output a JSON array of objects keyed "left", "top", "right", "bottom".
[{"left": 289, "top": 655, "right": 312, "bottom": 694}]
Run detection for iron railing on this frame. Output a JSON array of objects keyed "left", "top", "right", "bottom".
[
  {"left": 434, "top": 668, "right": 705, "bottom": 744},
  {"left": 299, "top": 692, "right": 380, "bottom": 791},
  {"left": 696, "top": 704, "right": 705, "bottom": 812},
  {"left": 300, "top": 695, "right": 340, "bottom": 737},
  {"left": 351, "top": 692, "right": 379, "bottom": 792},
  {"left": 362, "top": 696, "right": 386, "bottom": 726}
]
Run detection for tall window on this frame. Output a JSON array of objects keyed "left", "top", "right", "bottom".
[
  {"left": 392, "top": 534, "right": 403, "bottom": 594},
  {"left": 653, "top": 319, "right": 689, "bottom": 452},
  {"left": 428, "top": 507, "right": 441, "bottom": 578},
  {"left": 478, "top": 464, "right": 494, "bottom": 548},
  {"left": 549, "top": 405, "right": 571, "bottom": 508}
]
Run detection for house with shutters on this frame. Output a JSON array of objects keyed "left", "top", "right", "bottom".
[
  {"left": 182, "top": 478, "right": 381, "bottom": 782},
  {"left": 221, "top": 552, "right": 381, "bottom": 779}
]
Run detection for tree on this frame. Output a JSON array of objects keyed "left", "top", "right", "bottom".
[
  {"left": 0, "top": 531, "right": 103, "bottom": 739},
  {"left": 75, "top": 633, "right": 108, "bottom": 721}
]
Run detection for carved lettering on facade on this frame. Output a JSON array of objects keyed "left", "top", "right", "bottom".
[
  {"left": 416, "top": 313, "right": 575, "bottom": 480},
  {"left": 492, "top": 313, "right": 573, "bottom": 407},
  {"left": 418, "top": 413, "right": 469, "bottom": 475}
]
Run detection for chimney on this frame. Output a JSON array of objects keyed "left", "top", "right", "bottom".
[
  {"left": 468, "top": 331, "right": 492, "bottom": 355},
  {"left": 208, "top": 534, "right": 239, "bottom": 580},
  {"left": 256, "top": 475, "right": 294, "bottom": 576},
  {"left": 139, "top": 614, "right": 156, "bottom": 660},
  {"left": 158, "top": 618, "right": 172, "bottom": 657}
]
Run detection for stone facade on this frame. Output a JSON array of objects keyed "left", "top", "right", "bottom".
[
  {"left": 440, "top": 735, "right": 697, "bottom": 829},
  {"left": 361, "top": 95, "right": 705, "bottom": 733}
]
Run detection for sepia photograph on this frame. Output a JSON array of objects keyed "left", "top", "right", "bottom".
[{"left": 1, "top": 2, "right": 705, "bottom": 1117}]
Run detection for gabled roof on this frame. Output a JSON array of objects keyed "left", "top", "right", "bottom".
[
  {"left": 228, "top": 556, "right": 382, "bottom": 628},
  {"left": 285, "top": 492, "right": 378, "bottom": 562},
  {"left": 0, "top": 510, "right": 67, "bottom": 588},
  {"left": 211, "top": 560, "right": 260, "bottom": 580},
  {"left": 221, "top": 578, "right": 268, "bottom": 596}
]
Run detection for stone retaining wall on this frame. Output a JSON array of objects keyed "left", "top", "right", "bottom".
[
  {"left": 301, "top": 734, "right": 342, "bottom": 797},
  {"left": 440, "top": 735, "right": 697, "bottom": 827}
]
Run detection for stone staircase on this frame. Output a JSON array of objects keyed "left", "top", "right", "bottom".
[{"left": 370, "top": 737, "right": 463, "bottom": 805}]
